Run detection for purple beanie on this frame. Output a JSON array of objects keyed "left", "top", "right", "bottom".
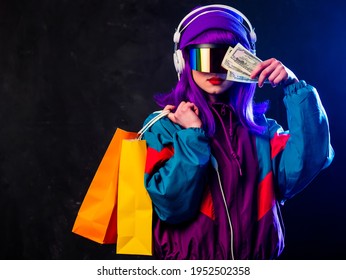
[{"left": 177, "top": 7, "right": 248, "bottom": 49}]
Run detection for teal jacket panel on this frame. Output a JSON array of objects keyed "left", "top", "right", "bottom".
[
  {"left": 143, "top": 116, "right": 210, "bottom": 224},
  {"left": 271, "top": 81, "right": 334, "bottom": 202}
]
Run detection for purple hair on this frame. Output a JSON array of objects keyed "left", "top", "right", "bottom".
[{"left": 154, "top": 18, "right": 268, "bottom": 136}]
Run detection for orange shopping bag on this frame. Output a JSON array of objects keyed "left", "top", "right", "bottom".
[
  {"left": 72, "top": 128, "right": 137, "bottom": 244},
  {"left": 72, "top": 110, "right": 169, "bottom": 249}
]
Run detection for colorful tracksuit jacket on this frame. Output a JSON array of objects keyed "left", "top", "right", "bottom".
[{"left": 142, "top": 80, "right": 334, "bottom": 260}]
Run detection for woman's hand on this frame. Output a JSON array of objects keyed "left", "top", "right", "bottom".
[
  {"left": 164, "top": 102, "right": 202, "bottom": 129},
  {"left": 250, "top": 58, "right": 299, "bottom": 88}
]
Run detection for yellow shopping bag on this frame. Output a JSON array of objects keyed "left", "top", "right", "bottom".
[
  {"left": 116, "top": 138, "right": 153, "bottom": 255},
  {"left": 115, "top": 110, "right": 169, "bottom": 255},
  {"left": 72, "top": 129, "right": 137, "bottom": 244}
]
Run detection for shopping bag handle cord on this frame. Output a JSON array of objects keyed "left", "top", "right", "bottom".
[{"left": 137, "top": 110, "right": 170, "bottom": 139}]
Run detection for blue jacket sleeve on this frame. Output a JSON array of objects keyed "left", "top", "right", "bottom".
[
  {"left": 270, "top": 80, "right": 334, "bottom": 203},
  {"left": 142, "top": 114, "right": 211, "bottom": 224}
]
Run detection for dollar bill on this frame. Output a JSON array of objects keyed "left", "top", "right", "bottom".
[
  {"left": 222, "top": 43, "right": 262, "bottom": 76},
  {"left": 221, "top": 47, "right": 251, "bottom": 78},
  {"left": 226, "top": 71, "right": 259, "bottom": 83},
  {"left": 222, "top": 58, "right": 252, "bottom": 79}
]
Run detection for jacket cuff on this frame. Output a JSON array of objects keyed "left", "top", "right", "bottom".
[{"left": 283, "top": 80, "right": 307, "bottom": 95}]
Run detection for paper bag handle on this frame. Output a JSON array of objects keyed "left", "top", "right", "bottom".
[{"left": 137, "top": 110, "right": 170, "bottom": 139}]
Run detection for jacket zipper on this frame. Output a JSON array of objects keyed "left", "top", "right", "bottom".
[
  {"left": 210, "top": 155, "right": 235, "bottom": 260},
  {"left": 212, "top": 105, "right": 243, "bottom": 176}
]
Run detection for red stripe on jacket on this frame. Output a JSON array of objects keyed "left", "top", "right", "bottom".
[
  {"left": 145, "top": 146, "right": 174, "bottom": 174},
  {"left": 257, "top": 171, "right": 275, "bottom": 220},
  {"left": 200, "top": 186, "right": 215, "bottom": 220},
  {"left": 270, "top": 132, "right": 290, "bottom": 159},
  {"left": 257, "top": 133, "right": 289, "bottom": 220}
]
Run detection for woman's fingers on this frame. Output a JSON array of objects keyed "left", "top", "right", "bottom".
[
  {"left": 167, "top": 101, "right": 202, "bottom": 128},
  {"left": 251, "top": 58, "right": 298, "bottom": 88},
  {"left": 164, "top": 104, "right": 175, "bottom": 111}
]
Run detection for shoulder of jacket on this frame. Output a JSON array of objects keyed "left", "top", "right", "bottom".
[{"left": 143, "top": 111, "right": 181, "bottom": 138}]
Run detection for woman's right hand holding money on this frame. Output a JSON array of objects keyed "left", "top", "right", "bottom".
[{"left": 250, "top": 58, "right": 299, "bottom": 88}]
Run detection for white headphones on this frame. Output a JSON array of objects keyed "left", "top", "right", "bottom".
[{"left": 173, "top": 4, "right": 257, "bottom": 79}]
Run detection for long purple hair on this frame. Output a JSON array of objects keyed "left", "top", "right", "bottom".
[{"left": 154, "top": 28, "right": 268, "bottom": 137}]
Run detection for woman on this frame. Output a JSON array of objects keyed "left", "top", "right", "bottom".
[{"left": 142, "top": 4, "right": 334, "bottom": 260}]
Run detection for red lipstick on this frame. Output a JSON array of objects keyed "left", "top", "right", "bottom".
[{"left": 207, "top": 77, "right": 224, "bottom": 85}]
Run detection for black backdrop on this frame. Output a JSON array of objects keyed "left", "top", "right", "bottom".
[{"left": 1, "top": 0, "right": 345, "bottom": 260}]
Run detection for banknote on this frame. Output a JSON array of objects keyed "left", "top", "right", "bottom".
[
  {"left": 222, "top": 43, "right": 262, "bottom": 76},
  {"left": 226, "top": 70, "right": 259, "bottom": 83},
  {"left": 221, "top": 47, "right": 251, "bottom": 78}
]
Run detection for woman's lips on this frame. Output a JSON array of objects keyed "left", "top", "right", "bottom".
[{"left": 207, "top": 77, "right": 224, "bottom": 85}]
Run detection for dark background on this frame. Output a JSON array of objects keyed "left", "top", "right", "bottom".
[{"left": 0, "top": 0, "right": 345, "bottom": 260}]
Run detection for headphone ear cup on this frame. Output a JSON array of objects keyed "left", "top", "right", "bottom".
[
  {"left": 173, "top": 49, "right": 185, "bottom": 75},
  {"left": 250, "top": 29, "right": 257, "bottom": 44}
]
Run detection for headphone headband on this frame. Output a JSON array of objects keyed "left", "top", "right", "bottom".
[
  {"left": 174, "top": 5, "right": 256, "bottom": 47},
  {"left": 173, "top": 5, "right": 257, "bottom": 79}
]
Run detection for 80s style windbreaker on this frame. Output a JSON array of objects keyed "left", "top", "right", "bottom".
[{"left": 142, "top": 80, "right": 334, "bottom": 260}]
